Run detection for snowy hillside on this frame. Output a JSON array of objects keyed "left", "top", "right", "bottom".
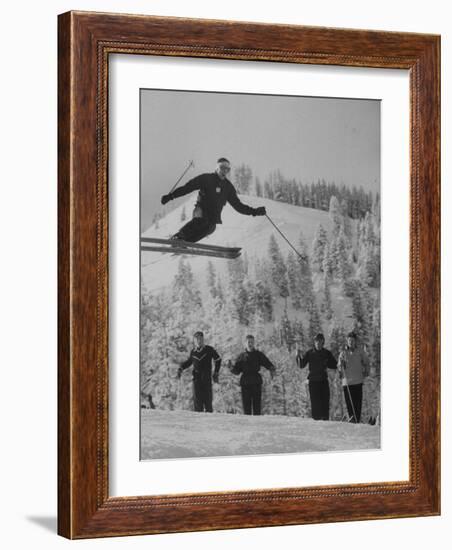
[
  {"left": 141, "top": 409, "right": 380, "bottom": 460},
  {"left": 140, "top": 191, "right": 381, "bottom": 431},
  {"left": 141, "top": 195, "right": 336, "bottom": 291}
]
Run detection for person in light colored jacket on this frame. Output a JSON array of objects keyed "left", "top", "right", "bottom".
[{"left": 338, "top": 331, "right": 370, "bottom": 423}]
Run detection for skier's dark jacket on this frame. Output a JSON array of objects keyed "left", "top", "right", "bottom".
[
  {"left": 169, "top": 172, "right": 257, "bottom": 224},
  {"left": 231, "top": 349, "right": 275, "bottom": 386},
  {"left": 297, "top": 348, "right": 337, "bottom": 382},
  {"left": 180, "top": 345, "right": 221, "bottom": 381}
]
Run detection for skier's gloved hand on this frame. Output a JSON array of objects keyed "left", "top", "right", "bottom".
[
  {"left": 161, "top": 193, "right": 173, "bottom": 205},
  {"left": 213, "top": 373, "right": 219, "bottom": 384},
  {"left": 253, "top": 206, "right": 266, "bottom": 216}
]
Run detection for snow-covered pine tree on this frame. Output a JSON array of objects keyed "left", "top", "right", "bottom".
[
  {"left": 307, "top": 299, "right": 322, "bottom": 343},
  {"left": 233, "top": 164, "right": 253, "bottom": 194},
  {"left": 206, "top": 261, "right": 217, "bottom": 299},
  {"left": 234, "top": 281, "right": 250, "bottom": 326},
  {"left": 363, "top": 211, "right": 376, "bottom": 245},
  {"left": 227, "top": 254, "right": 247, "bottom": 290},
  {"left": 311, "top": 223, "right": 328, "bottom": 272},
  {"left": 371, "top": 305, "right": 381, "bottom": 375},
  {"left": 264, "top": 180, "right": 274, "bottom": 200},
  {"left": 268, "top": 234, "right": 289, "bottom": 304},
  {"left": 365, "top": 243, "right": 380, "bottom": 288},
  {"left": 340, "top": 198, "right": 353, "bottom": 240},
  {"left": 322, "top": 241, "right": 334, "bottom": 278},
  {"left": 255, "top": 176, "right": 263, "bottom": 197},
  {"left": 348, "top": 280, "right": 371, "bottom": 345},
  {"left": 226, "top": 255, "right": 249, "bottom": 323},
  {"left": 216, "top": 276, "right": 225, "bottom": 306},
  {"left": 328, "top": 318, "right": 347, "bottom": 420},
  {"left": 372, "top": 191, "right": 381, "bottom": 225},
  {"left": 142, "top": 289, "right": 189, "bottom": 411},
  {"left": 292, "top": 319, "right": 306, "bottom": 352},
  {"left": 279, "top": 309, "right": 295, "bottom": 352},
  {"left": 173, "top": 257, "right": 202, "bottom": 309},
  {"left": 287, "top": 251, "right": 302, "bottom": 309},
  {"left": 328, "top": 318, "right": 346, "bottom": 360},
  {"left": 321, "top": 270, "right": 334, "bottom": 321},
  {"left": 335, "top": 226, "right": 354, "bottom": 296},
  {"left": 296, "top": 232, "right": 316, "bottom": 312},
  {"left": 329, "top": 195, "right": 343, "bottom": 232},
  {"left": 253, "top": 279, "right": 273, "bottom": 322}
]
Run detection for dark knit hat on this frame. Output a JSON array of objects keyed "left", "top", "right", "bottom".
[
  {"left": 193, "top": 331, "right": 204, "bottom": 338},
  {"left": 314, "top": 333, "right": 325, "bottom": 342},
  {"left": 347, "top": 331, "right": 357, "bottom": 339},
  {"left": 217, "top": 157, "right": 230, "bottom": 164}
]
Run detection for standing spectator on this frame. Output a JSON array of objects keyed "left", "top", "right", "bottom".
[
  {"left": 229, "top": 335, "right": 276, "bottom": 415},
  {"left": 338, "top": 331, "right": 370, "bottom": 423},
  {"left": 296, "top": 333, "right": 337, "bottom": 420},
  {"left": 177, "top": 331, "right": 221, "bottom": 412}
]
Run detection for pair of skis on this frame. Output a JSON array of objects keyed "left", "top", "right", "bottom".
[{"left": 141, "top": 237, "right": 241, "bottom": 259}]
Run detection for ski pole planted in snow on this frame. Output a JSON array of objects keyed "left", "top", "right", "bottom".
[
  {"left": 265, "top": 214, "right": 307, "bottom": 261},
  {"left": 339, "top": 351, "right": 358, "bottom": 423}
]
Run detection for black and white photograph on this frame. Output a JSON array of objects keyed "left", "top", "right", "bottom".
[{"left": 140, "top": 88, "right": 381, "bottom": 460}]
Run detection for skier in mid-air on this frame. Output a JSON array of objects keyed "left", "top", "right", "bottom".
[
  {"left": 177, "top": 331, "right": 221, "bottom": 413},
  {"left": 161, "top": 157, "right": 267, "bottom": 243}
]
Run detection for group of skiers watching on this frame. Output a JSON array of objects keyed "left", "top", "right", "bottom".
[{"left": 177, "top": 329, "right": 374, "bottom": 423}]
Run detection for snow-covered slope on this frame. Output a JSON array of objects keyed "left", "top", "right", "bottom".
[
  {"left": 141, "top": 409, "right": 380, "bottom": 459},
  {"left": 141, "top": 195, "right": 334, "bottom": 292}
]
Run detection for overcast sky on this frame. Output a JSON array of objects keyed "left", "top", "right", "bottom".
[{"left": 141, "top": 89, "right": 380, "bottom": 231}]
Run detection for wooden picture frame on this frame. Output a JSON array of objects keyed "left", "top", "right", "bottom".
[{"left": 58, "top": 11, "right": 440, "bottom": 539}]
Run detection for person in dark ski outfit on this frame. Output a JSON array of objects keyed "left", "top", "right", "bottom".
[
  {"left": 161, "top": 158, "right": 267, "bottom": 242},
  {"left": 296, "top": 333, "right": 337, "bottom": 421},
  {"left": 177, "top": 331, "right": 221, "bottom": 412},
  {"left": 229, "top": 334, "right": 276, "bottom": 415},
  {"left": 338, "top": 332, "right": 370, "bottom": 423}
]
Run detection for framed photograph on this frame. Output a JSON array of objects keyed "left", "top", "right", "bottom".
[{"left": 58, "top": 11, "right": 440, "bottom": 538}]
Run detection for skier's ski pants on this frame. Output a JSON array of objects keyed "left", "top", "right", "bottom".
[
  {"left": 308, "top": 380, "right": 330, "bottom": 420},
  {"left": 343, "top": 383, "right": 363, "bottom": 423},
  {"left": 173, "top": 208, "right": 216, "bottom": 243},
  {"left": 192, "top": 379, "right": 213, "bottom": 412},
  {"left": 241, "top": 384, "right": 262, "bottom": 415}
]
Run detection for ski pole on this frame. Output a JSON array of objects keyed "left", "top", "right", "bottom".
[
  {"left": 339, "top": 352, "right": 358, "bottom": 423},
  {"left": 265, "top": 214, "right": 306, "bottom": 261},
  {"left": 343, "top": 379, "right": 358, "bottom": 423},
  {"left": 168, "top": 160, "right": 194, "bottom": 194}
]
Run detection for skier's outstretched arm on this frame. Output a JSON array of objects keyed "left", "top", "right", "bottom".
[
  {"left": 161, "top": 175, "right": 203, "bottom": 204},
  {"left": 227, "top": 188, "right": 266, "bottom": 217}
]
